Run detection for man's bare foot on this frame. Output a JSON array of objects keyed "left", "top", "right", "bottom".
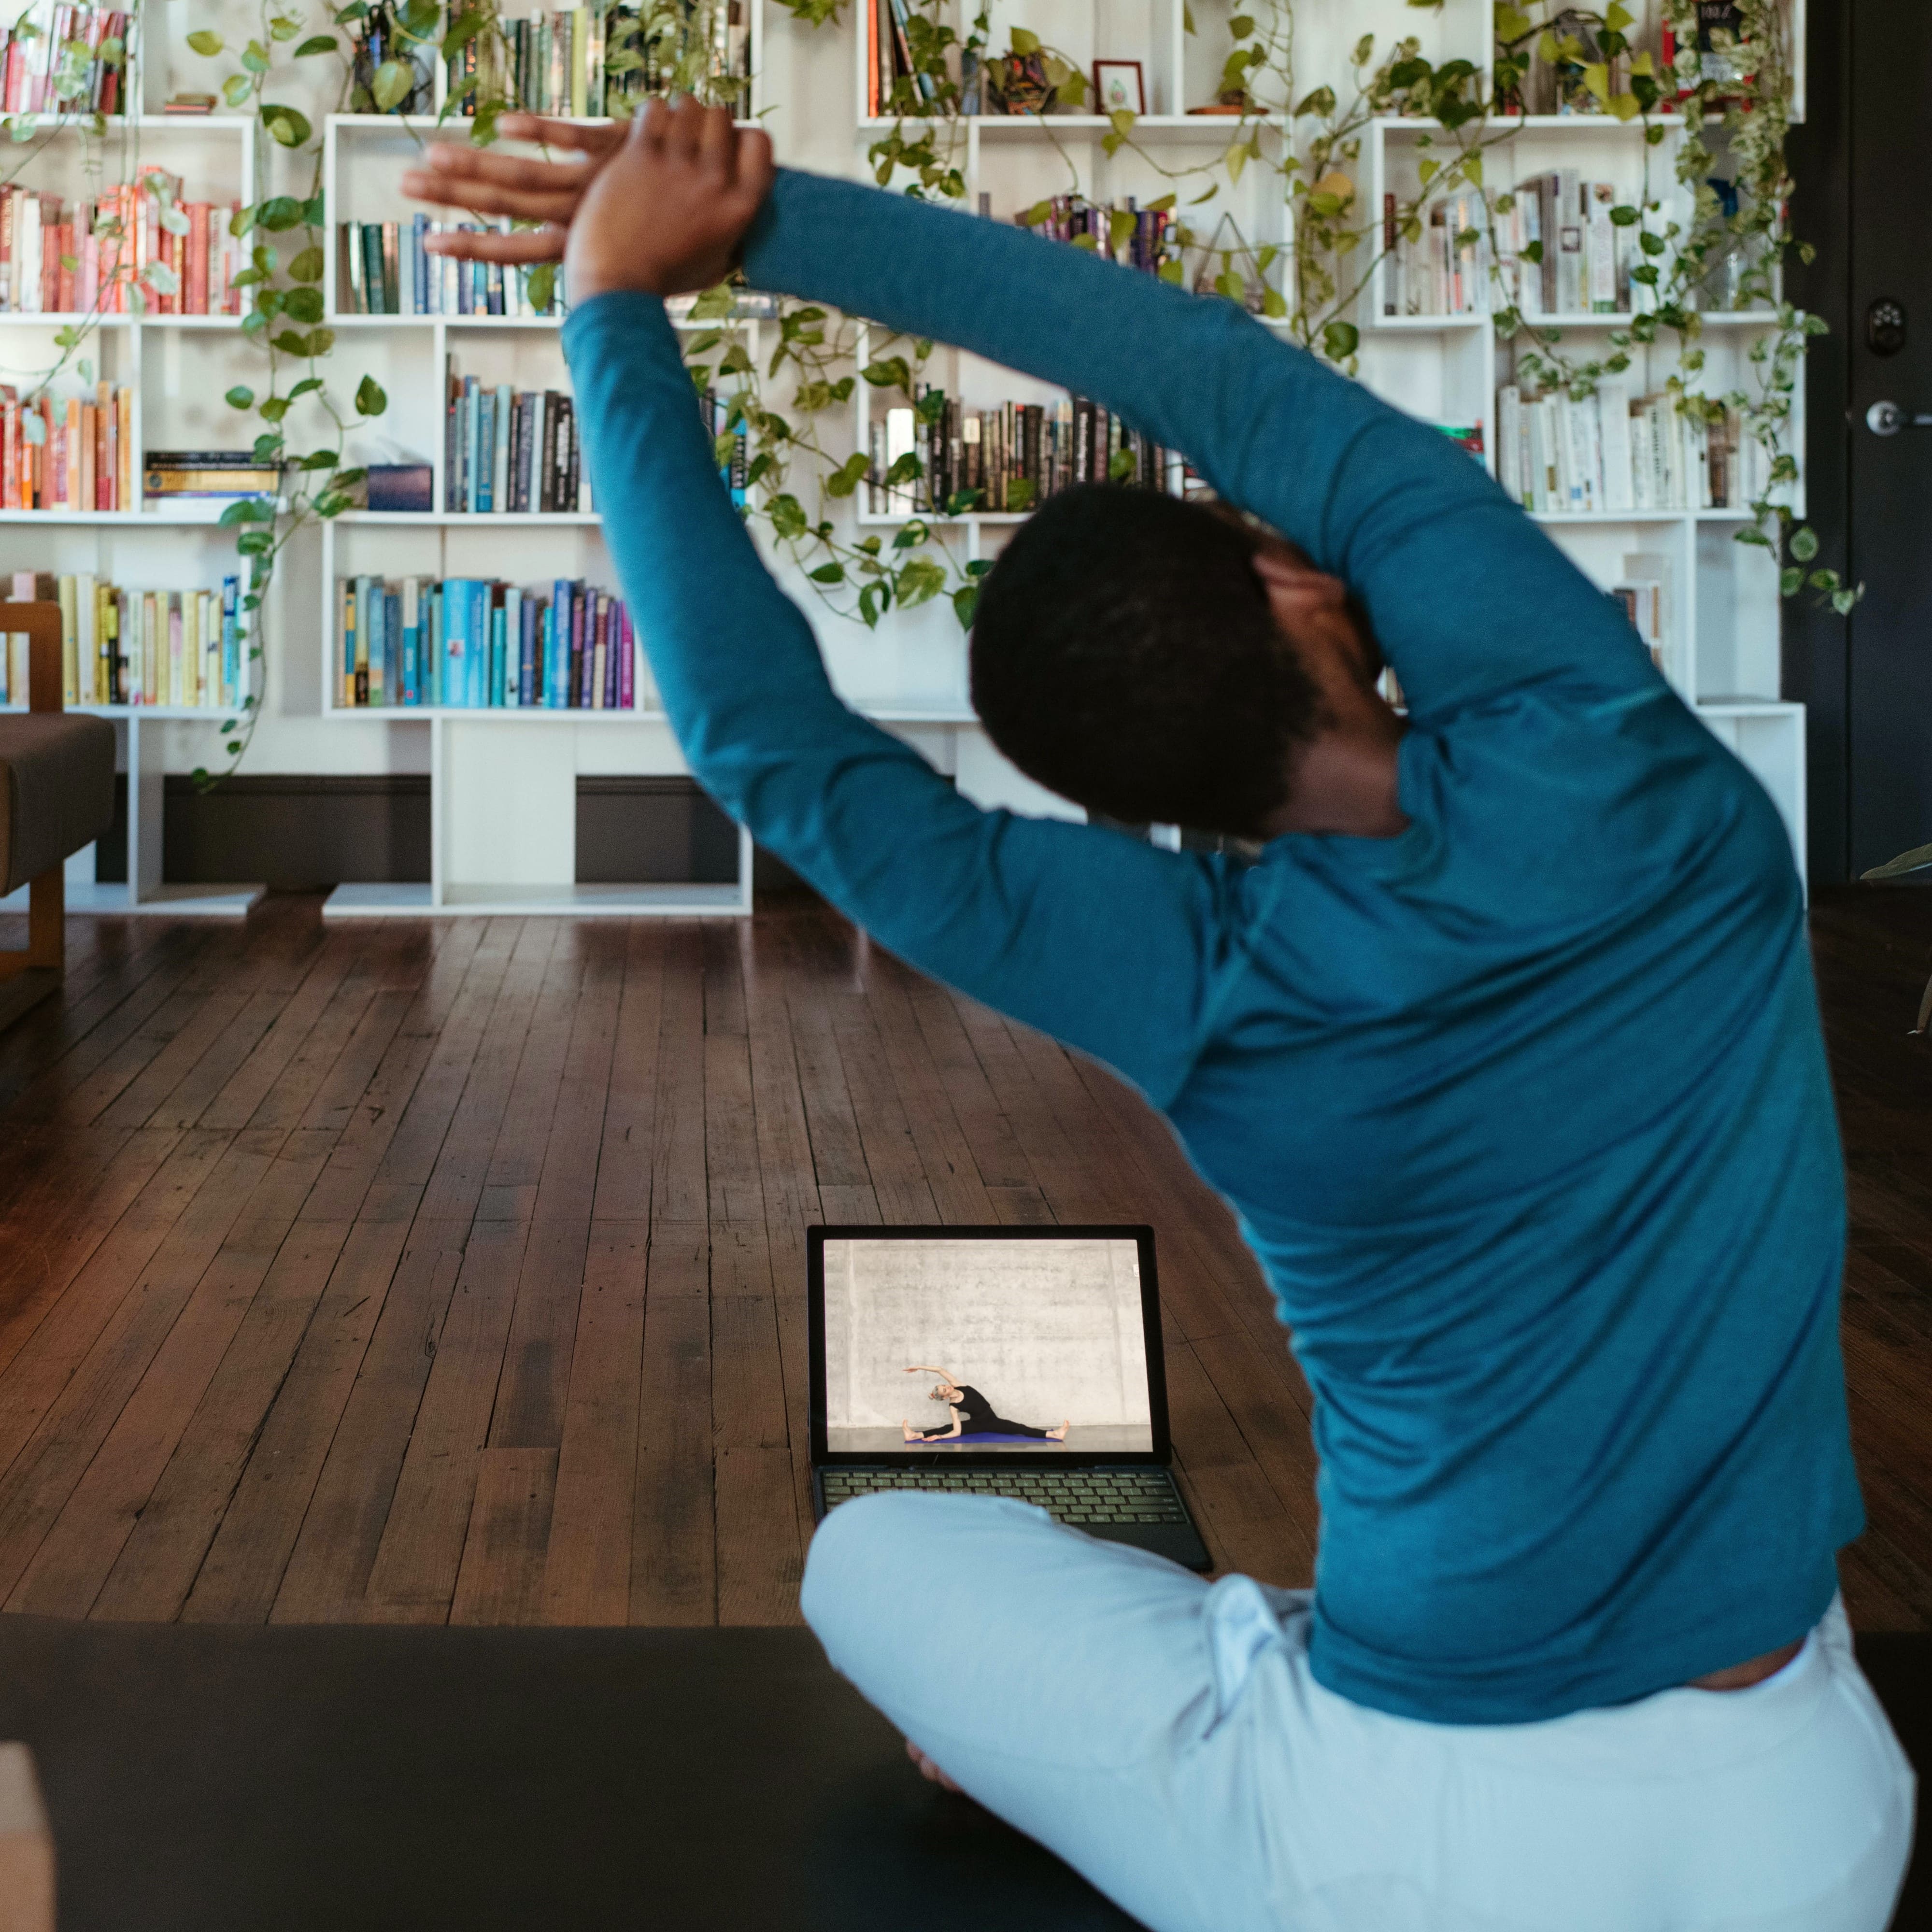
[
  {"left": 905, "top": 1736, "right": 962, "bottom": 1792},
  {"left": 1047, "top": 1421, "right": 1069, "bottom": 1440}
]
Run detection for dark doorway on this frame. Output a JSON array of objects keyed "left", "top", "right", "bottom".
[{"left": 1790, "top": 0, "right": 1932, "bottom": 882}]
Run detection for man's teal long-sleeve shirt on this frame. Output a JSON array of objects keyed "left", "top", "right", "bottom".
[{"left": 562, "top": 169, "right": 1860, "bottom": 1725}]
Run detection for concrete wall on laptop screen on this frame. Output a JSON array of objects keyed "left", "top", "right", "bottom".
[{"left": 823, "top": 1238, "right": 1152, "bottom": 1434}]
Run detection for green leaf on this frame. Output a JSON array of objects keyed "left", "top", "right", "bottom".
[
  {"left": 355, "top": 375, "right": 387, "bottom": 417},
  {"left": 257, "top": 196, "right": 305, "bottom": 231},
  {"left": 808, "top": 562, "right": 846, "bottom": 584},
  {"left": 223, "top": 72, "right": 255, "bottom": 107},
  {"left": 262, "top": 104, "right": 313, "bottom": 146},
  {"left": 1006, "top": 477, "right": 1037, "bottom": 512},
  {"left": 1228, "top": 11, "right": 1253, "bottom": 34},
  {"left": 224, "top": 384, "right": 255, "bottom": 409},
  {"left": 439, "top": 6, "right": 484, "bottom": 58},
  {"left": 259, "top": 396, "right": 290, "bottom": 423},
  {"left": 293, "top": 34, "right": 338, "bottom": 55},
  {"left": 952, "top": 584, "right": 980, "bottom": 628},
  {"left": 185, "top": 28, "right": 223, "bottom": 55},
  {"left": 1790, "top": 526, "right": 1819, "bottom": 563},
  {"left": 895, "top": 556, "right": 945, "bottom": 609},
  {"left": 253, "top": 432, "right": 284, "bottom": 462},
  {"left": 270, "top": 329, "right": 314, "bottom": 356},
  {"left": 282, "top": 286, "right": 324, "bottom": 324},
  {"left": 218, "top": 496, "right": 279, "bottom": 526},
  {"left": 1861, "top": 841, "right": 1932, "bottom": 883},
  {"left": 288, "top": 377, "right": 323, "bottom": 399},
  {"left": 237, "top": 531, "right": 274, "bottom": 555},
  {"left": 287, "top": 245, "right": 324, "bottom": 283},
  {"left": 1322, "top": 319, "right": 1360, "bottom": 362},
  {"left": 527, "top": 263, "right": 556, "bottom": 313},
  {"left": 241, "top": 38, "right": 270, "bottom": 72},
  {"left": 1008, "top": 26, "right": 1039, "bottom": 54},
  {"left": 824, "top": 452, "right": 871, "bottom": 499},
  {"left": 298, "top": 449, "right": 339, "bottom": 469},
  {"left": 372, "top": 58, "right": 414, "bottom": 109},
  {"left": 1780, "top": 566, "right": 1802, "bottom": 597}
]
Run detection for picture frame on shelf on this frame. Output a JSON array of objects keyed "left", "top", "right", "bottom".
[{"left": 1093, "top": 60, "right": 1145, "bottom": 117}]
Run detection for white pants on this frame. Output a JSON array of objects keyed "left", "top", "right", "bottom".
[{"left": 802, "top": 1493, "right": 1915, "bottom": 1932}]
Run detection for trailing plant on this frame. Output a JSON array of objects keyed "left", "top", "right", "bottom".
[{"left": 3, "top": 0, "right": 1826, "bottom": 763}]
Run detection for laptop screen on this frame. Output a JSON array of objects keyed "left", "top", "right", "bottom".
[{"left": 814, "top": 1230, "right": 1159, "bottom": 1458}]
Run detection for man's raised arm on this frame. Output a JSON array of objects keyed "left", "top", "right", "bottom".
[
  {"left": 540, "top": 104, "right": 1231, "bottom": 1109},
  {"left": 411, "top": 124, "right": 1653, "bottom": 720}
]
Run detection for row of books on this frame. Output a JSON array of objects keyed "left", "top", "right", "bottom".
[
  {"left": 0, "top": 382, "right": 133, "bottom": 511},
  {"left": 1022, "top": 197, "right": 1179, "bottom": 278},
  {"left": 144, "top": 450, "right": 283, "bottom": 502},
  {"left": 336, "top": 217, "right": 565, "bottom": 320},
  {"left": 1498, "top": 172, "right": 1642, "bottom": 318},
  {"left": 866, "top": 0, "right": 929, "bottom": 114},
  {"left": 1498, "top": 12, "right": 1752, "bottom": 118},
  {"left": 0, "top": 571, "right": 245, "bottom": 708},
  {"left": 443, "top": 368, "right": 588, "bottom": 514},
  {"left": 1384, "top": 175, "right": 1646, "bottom": 321},
  {"left": 0, "top": 3, "right": 128, "bottom": 116},
  {"left": 868, "top": 393, "right": 1188, "bottom": 516},
  {"left": 1383, "top": 192, "right": 1492, "bottom": 318},
  {"left": 0, "top": 176, "right": 244, "bottom": 317},
  {"left": 336, "top": 576, "right": 647, "bottom": 710},
  {"left": 1497, "top": 381, "right": 1763, "bottom": 515},
  {"left": 450, "top": 0, "right": 750, "bottom": 119}
]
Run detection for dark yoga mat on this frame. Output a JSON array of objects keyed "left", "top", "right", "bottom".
[
  {"left": 0, "top": 1616, "right": 1925, "bottom": 1932},
  {"left": 0, "top": 1616, "right": 1142, "bottom": 1932}
]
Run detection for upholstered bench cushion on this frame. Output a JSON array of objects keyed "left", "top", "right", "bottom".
[{"left": 0, "top": 713, "right": 115, "bottom": 894}]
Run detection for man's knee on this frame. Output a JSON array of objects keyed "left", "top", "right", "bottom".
[
  {"left": 801, "top": 1492, "right": 1043, "bottom": 1662},
  {"left": 802, "top": 1492, "right": 939, "bottom": 1648}
]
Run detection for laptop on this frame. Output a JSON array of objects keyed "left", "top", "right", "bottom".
[{"left": 808, "top": 1224, "right": 1212, "bottom": 1571}]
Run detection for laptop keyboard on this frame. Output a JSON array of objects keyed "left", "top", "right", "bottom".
[{"left": 820, "top": 1467, "right": 1190, "bottom": 1527}]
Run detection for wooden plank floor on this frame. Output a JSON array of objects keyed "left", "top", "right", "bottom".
[{"left": 0, "top": 885, "right": 1925, "bottom": 1629}]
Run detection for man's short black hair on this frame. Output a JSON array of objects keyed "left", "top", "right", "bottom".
[{"left": 968, "top": 484, "right": 1321, "bottom": 838}]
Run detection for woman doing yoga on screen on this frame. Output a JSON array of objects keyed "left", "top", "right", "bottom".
[{"left": 899, "top": 1365, "right": 1069, "bottom": 1443}]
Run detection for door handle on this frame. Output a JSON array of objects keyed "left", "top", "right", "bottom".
[{"left": 1866, "top": 399, "right": 1932, "bottom": 436}]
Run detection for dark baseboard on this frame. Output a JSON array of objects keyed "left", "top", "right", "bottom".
[{"left": 88, "top": 773, "right": 790, "bottom": 892}]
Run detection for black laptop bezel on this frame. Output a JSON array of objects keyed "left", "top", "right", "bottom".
[{"left": 807, "top": 1223, "right": 1173, "bottom": 1469}]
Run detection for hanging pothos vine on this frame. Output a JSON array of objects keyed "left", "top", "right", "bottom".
[{"left": 4, "top": 0, "right": 1832, "bottom": 779}]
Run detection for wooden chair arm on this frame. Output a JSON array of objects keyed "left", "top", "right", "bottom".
[{"left": 0, "top": 603, "right": 65, "bottom": 713}]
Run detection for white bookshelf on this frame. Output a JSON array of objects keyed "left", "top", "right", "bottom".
[
  {"left": 33, "top": 0, "right": 1790, "bottom": 920},
  {"left": 1365, "top": 102, "right": 1804, "bottom": 871},
  {"left": 314, "top": 19, "right": 771, "bottom": 916},
  {"left": 0, "top": 68, "right": 267, "bottom": 913},
  {"left": 836, "top": 0, "right": 1808, "bottom": 871}
]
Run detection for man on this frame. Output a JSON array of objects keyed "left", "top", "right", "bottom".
[{"left": 406, "top": 102, "right": 1912, "bottom": 1930}]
